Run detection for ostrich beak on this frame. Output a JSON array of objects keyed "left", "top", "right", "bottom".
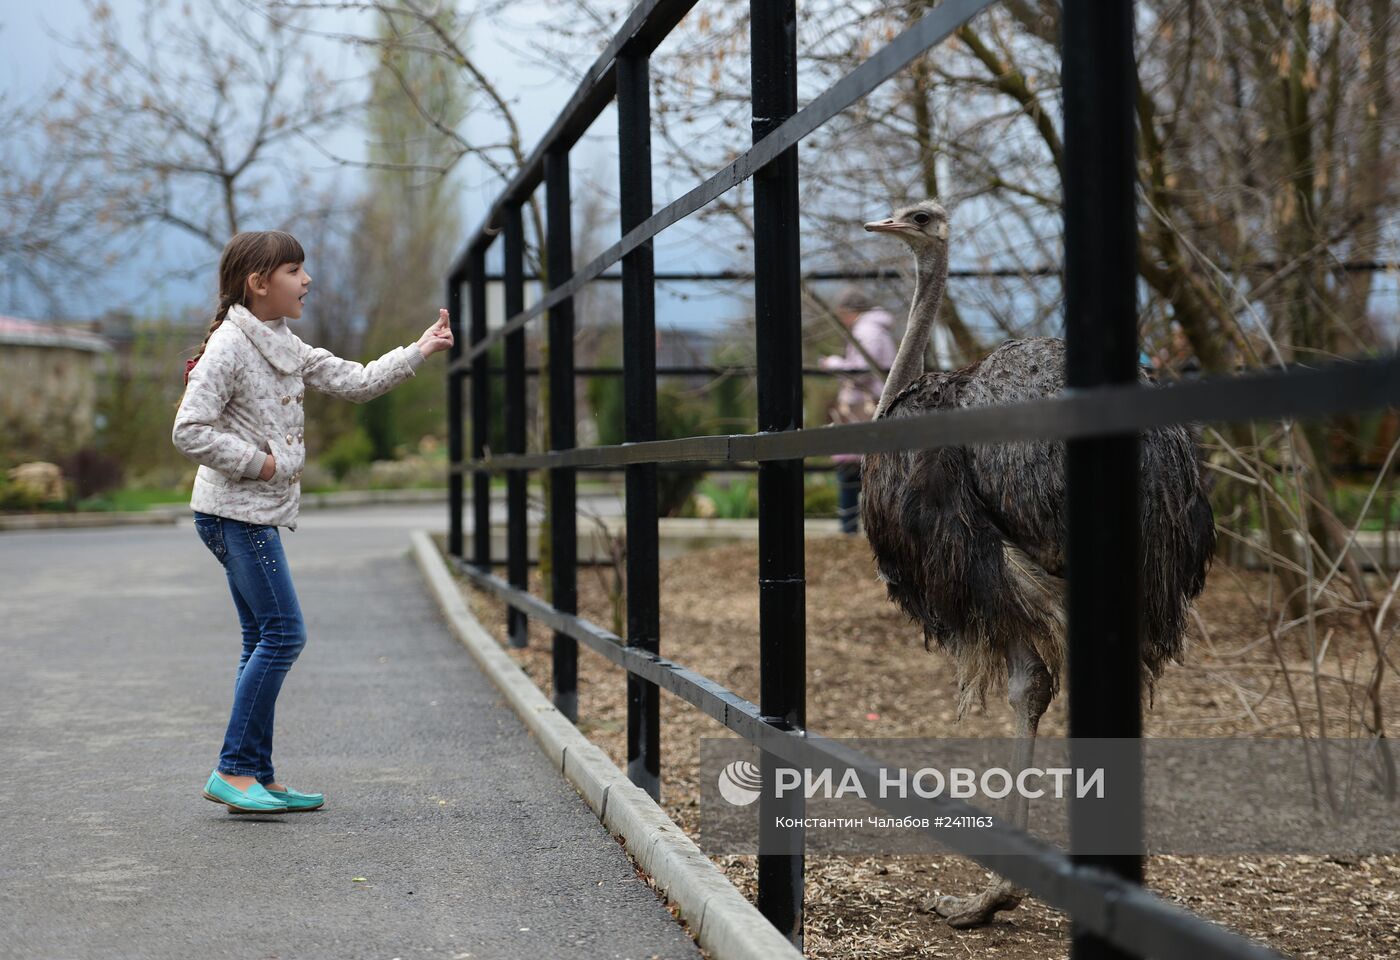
[{"left": 864, "top": 218, "right": 910, "bottom": 234}]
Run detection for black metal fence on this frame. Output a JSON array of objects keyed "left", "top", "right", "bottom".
[{"left": 443, "top": 0, "right": 1400, "bottom": 955}]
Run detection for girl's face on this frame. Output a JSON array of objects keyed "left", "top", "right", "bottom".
[{"left": 248, "top": 261, "right": 312, "bottom": 321}]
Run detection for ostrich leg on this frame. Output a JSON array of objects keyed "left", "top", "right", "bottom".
[{"left": 922, "top": 636, "right": 1054, "bottom": 928}]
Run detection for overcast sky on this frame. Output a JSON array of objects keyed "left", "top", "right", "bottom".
[
  {"left": 0, "top": 1, "right": 556, "bottom": 306},
  {"left": 0, "top": 1, "right": 757, "bottom": 333}
]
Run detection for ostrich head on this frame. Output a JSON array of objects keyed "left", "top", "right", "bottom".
[
  {"left": 864, "top": 200, "right": 952, "bottom": 419},
  {"left": 864, "top": 200, "right": 950, "bottom": 251}
]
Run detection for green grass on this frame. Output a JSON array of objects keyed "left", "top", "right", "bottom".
[{"left": 75, "top": 487, "right": 190, "bottom": 512}]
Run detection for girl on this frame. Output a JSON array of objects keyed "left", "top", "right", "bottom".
[
  {"left": 172, "top": 230, "right": 453, "bottom": 814},
  {"left": 818, "top": 285, "right": 897, "bottom": 535}
]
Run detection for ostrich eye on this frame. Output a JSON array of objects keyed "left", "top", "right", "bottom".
[{"left": 912, "top": 212, "right": 931, "bottom": 225}]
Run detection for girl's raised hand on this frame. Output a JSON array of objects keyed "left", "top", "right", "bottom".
[{"left": 415, "top": 307, "right": 455, "bottom": 358}]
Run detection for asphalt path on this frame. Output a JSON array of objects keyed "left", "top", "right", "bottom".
[{"left": 0, "top": 503, "right": 698, "bottom": 960}]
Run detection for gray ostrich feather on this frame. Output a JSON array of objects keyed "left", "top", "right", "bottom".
[{"left": 859, "top": 201, "right": 1216, "bottom": 719}]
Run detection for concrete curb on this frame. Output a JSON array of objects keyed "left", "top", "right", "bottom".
[
  {"left": 408, "top": 530, "right": 802, "bottom": 960},
  {"left": 0, "top": 509, "right": 185, "bottom": 531},
  {"left": 0, "top": 488, "right": 450, "bottom": 532}
]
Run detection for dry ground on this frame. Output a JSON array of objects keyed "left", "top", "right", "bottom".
[{"left": 440, "top": 533, "right": 1400, "bottom": 959}]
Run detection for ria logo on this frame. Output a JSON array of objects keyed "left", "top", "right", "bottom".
[{"left": 717, "top": 760, "right": 763, "bottom": 806}]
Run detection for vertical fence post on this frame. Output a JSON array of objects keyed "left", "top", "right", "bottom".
[
  {"left": 447, "top": 273, "right": 464, "bottom": 561},
  {"left": 617, "top": 50, "right": 661, "bottom": 801},
  {"left": 1062, "top": 2, "right": 1142, "bottom": 959},
  {"left": 504, "top": 203, "right": 530, "bottom": 647},
  {"left": 469, "top": 247, "right": 491, "bottom": 572},
  {"left": 751, "top": 0, "right": 806, "bottom": 947},
  {"left": 546, "top": 148, "right": 579, "bottom": 721}
]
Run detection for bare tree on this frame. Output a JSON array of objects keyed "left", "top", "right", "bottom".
[
  {"left": 250, "top": 0, "right": 553, "bottom": 269},
  {"left": 43, "top": 0, "right": 358, "bottom": 262},
  {"left": 351, "top": 4, "right": 469, "bottom": 457},
  {"left": 0, "top": 94, "right": 121, "bottom": 316}
]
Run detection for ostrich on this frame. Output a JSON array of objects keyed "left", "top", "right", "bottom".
[{"left": 859, "top": 201, "right": 1216, "bottom": 927}]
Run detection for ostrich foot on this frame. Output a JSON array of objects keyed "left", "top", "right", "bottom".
[{"left": 920, "top": 881, "right": 1023, "bottom": 928}]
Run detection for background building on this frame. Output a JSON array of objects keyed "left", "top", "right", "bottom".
[{"left": 0, "top": 315, "right": 112, "bottom": 465}]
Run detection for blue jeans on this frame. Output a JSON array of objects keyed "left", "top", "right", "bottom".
[
  {"left": 836, "top": 462, "right": 861, "bottom": 535},
  {"left": 192, "top": 511, "right": 306, "bottom": 785}
]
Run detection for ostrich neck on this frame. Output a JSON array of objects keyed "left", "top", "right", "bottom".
[{"left": 874, "top": 242, "right": 948, "bottom": 418}]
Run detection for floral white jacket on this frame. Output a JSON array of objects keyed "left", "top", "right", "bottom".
[{"left": 172, "top": 303, "right": 425, "bottom": 531}]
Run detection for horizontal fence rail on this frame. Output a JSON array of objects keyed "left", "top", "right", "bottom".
[
  {"left": 481, "top": 267, "right": 1061, "bottom": 280},
  {"left": 456, "top": 366, "right": 874, "bottom": 377},
  {"left": 476, "top": 261, "right": 1395, "bottom": 284},
  {"left": 452, "top": 354, "right": 1400, "bottom": 473},
  {"left": 441, "top": 0, "right": 1390, "bottom": 954}
]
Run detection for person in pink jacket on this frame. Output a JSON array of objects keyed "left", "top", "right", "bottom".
[
  {"left": 173, "top": 230, "right": 453, "bottom": 814},
  {"left": 819, "top": 286, "right": 897, "bottom": 534}
]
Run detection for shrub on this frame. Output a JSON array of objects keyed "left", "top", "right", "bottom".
[
  {"left": 322, "top": 427, "right": 374, "bottom": 481},
  {"left": 688, "top": 476, "right": 758, "bottom": 519},
  {"left": 803, "top": 474, "right": 839, "bottom": 517},
  {"left": 656, "top": 386, "right": 707, "bottom": 515},
  {"left": 677, "top": 473, "right": 842, "bottom": 519},
  {"left": 0, "top": 475, "right": 47, "bottom": 511},
  {"left": 367, "top": 456, "right": 447, "bottom": 490},
  {"left": 297, "top": 460, "right": 337, "bottom": 493}
]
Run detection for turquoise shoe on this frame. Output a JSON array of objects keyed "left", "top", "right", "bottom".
[
  {"left": 202, "top": 771, "right": 289, "bottom": 814},
  {"left": 264, "top": 785, "right": 324, "bottom": 812}
]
